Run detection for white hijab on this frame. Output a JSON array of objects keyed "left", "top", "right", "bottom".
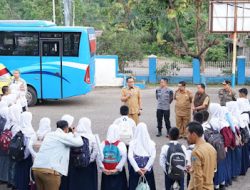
[
  {"left": 130, "top": 122, "right": 155, "bottom": 157},
  {"left": 226, "top": 101, "right": 244, "bottom": 128},
  {"left": 61, "top": 114, "right": 74, "bottom": 127},
  {"left": 237, "top": 98, "right": 250, "bottom": 128},
  {"left": 0, "top": 102, "right": 10, "bottom": 129},
  {"left": 37, "top": 117, "right": 51, "bottom": 140},
  {"left": 209, "top": 103, "right": 222, "bottom": 131},
  {"left": 20, "top": 112, "right": 35, "bottom": 138},
  {"left": 76, "top": 117, "right": 94, "bottom": 140},
  {"left": 106, "top": 124, "right": 120, "bottom": 143}
]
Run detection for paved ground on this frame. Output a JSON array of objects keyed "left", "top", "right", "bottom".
[{"left": 1, "top": 85, "right": 250, "bottom": 190}]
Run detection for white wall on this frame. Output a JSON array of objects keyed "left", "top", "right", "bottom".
[{"left": 95, "top": 57, "right": 123, "bottom": 86}]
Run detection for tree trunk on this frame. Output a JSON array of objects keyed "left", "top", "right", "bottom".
[{"left": 200, "top": 54, "right": 206, "bottom": 74}]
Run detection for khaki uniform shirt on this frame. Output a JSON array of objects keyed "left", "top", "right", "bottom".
[
  {"left": 174, "top": 89, "right": 193, "bottom": 117},
  {"left": 218, "top": 88, "right": 236, "bottom": 106},
  {"left": 121, "top": 86, "right": 141, "bottom": 115},
  {"left": 188, "top": 142, "right": 217, "bottom": 190}
]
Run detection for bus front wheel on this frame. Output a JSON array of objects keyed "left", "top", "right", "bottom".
[{"left": 26, "top": 86, "right": 37, "bottom": 107}]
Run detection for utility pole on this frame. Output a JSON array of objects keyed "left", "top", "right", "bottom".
[
  {"left": 52, "top": 0, "right": 56, "bottom": 23},
  {"left": 232, "top": 0, "right": 238, "bottom": 88},
  {"left": 63, "top": 0, "right": 72, "bottom": 26},
  {"left": 72, "top": 0, "right": 75, "bottom": 26}
]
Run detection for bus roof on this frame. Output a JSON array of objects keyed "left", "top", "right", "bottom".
[
  {"left": 0, "top": 20, "right": 56, "bottom": 27},
  {"left": 0, "top": 20, "right": 94, "bottom": 33}
]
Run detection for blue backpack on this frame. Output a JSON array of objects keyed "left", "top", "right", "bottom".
[{"left": 103, "top": 140, "right": 121, "bottom": 170}]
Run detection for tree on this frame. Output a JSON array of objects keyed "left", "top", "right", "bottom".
[
  {"left": 161, "top": 0, "right": 221, "bottom": 72},
  {"left": 97, "top": 31, "right": 144, "bottom": 72}
]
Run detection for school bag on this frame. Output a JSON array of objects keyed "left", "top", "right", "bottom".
[
  {"left": 0, "top": 126, "right": 13, "bottom": 152},
  {"left": 134, "top": 155, "right": 149, "bottom": 169},
  {"left": 119, "top": 118, "right": 133, "bottom": 145},
  {"left": 103, "top": 140, "right": 121, "bottom": 170},
  {"left": 70, "top": 137, "right": 91, "bottom": 168},
  {"left": 136, "top": 176, "right": 150, "bottom": 190},
  {"left": 8, "top": 131, "right": 25, "bottom": 162},
  {"left": 166, "top": 143, "right": 186, "bottom": 181},
  {"left": 220, "top": 127, "right": 236, "bottom": 148},
  {"left": 0, "top": 116, "right": 7, "bottom": 133},
  {"left": 204, "top": 124, "right": 226, "bottom": 161},
  {"left": 240, "top": 127, "right": 250, "bottom": 144}
]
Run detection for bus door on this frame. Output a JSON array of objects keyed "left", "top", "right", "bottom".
[{"left": 40, "top": 39, "right": 63, "bottom": 99}]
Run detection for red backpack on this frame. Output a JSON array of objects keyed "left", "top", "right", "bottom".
[{"left": 0, "top": 126, "right": 13, "bottom": 152}]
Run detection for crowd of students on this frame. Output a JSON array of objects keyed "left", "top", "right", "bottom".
[{"left": 0, "top": 85, "right": 250, "bottom": 190}]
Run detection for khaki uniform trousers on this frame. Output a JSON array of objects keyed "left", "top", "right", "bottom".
[
  {"left": 176, "top": 115, "right": 191, "bottom": 137},
  {"left": 129, "top": 114, "right": 139, "bottom": 125},
  {"left": 33, "top": 168, "right": 61, "bottom": 190}
]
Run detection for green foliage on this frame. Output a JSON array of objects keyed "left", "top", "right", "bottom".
[
  {"left": 0, "top": 0, "right": 228, "bottom": 63},
  {"left": 97, "top": 31, "right": 144, "bottom": 71},
  {"left": 206, "top": 45, "right": 227, "bottom": 62}
]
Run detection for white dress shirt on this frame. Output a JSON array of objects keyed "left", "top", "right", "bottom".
[
  {"left": 32, "top": 128, "right": 83, "bottom": 176},
  {"left": 159, "top": 140, "right": 187, "bottom": 173}
]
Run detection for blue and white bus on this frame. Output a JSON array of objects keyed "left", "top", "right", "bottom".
[{"left": 0, "top": 20, "right": 96, "bottom": 106}]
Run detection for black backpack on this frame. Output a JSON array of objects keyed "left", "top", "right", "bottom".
[
  {"left": 0, "top": 116, "right": 7, "bottom": 134},
  {"left": 8, "top": 131, "right": 25, "bottom": 162},
  {"left": 70, "top": 137, "right": 91, "bottom": 168},
  {"left": 166, "top": 143, "right": 186, "bottom": 181},
  {"left": 204, "top": 124, "right": 226, "bottom": 161},
  {"left": 241, "top": 111, "right": 250, "bottom": 144}
]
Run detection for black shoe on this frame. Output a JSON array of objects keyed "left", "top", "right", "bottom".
[
  {"left": 156, "top": 131, "right": 162, "bottom": 137},
  {"left": 219, "top": 185, "right": 226, "bottom": 190}
]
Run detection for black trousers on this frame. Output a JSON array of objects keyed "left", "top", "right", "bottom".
[{"left": 157, "top": 109, "right": 171, "bottom": 132}]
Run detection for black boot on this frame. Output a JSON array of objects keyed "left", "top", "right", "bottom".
[{"left": 156, "top": 129, "right": 162, "bottom": 137}]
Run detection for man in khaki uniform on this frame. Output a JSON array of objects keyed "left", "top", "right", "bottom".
[
  {"left": 186, "top": 122, "right": 217, "bottom": 190},
  {"left": 218, "top": 80, "right": 236, "bottom": 106},
  {"left": 121, "top": 77, "right": 142, "bottom": 124},
  {"left": 174, "top": 81, "right": 193, "bottom": 138}
]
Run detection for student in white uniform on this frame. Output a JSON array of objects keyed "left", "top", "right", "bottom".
[
  {"left": 160, "top": 127, "right": 186, "bottom": 190},
  {"left": 68, "top": 117, "right": 98, "bottom": 190},
  {"left": 226, "top": 101, "right": 242, "bottom": 179},
  {"left": 0, "top": 103, "right": 10, "bottom": 184},
  {"left": 14, "top": 112, "right": 36, "bottom": 190},
  {"left": 113, "top": 105, "right": 136, "bottom": 148},
  {"left": 237, "top": 98, "right": 250, "bottom": 175},
  {"left": 9, "top": 70, "right": 28, "bottom": 112},
  {"left": 128, "top": 122, "right": 156, "bottom": 190},
  {"left": 209, "top": 103, "right": 226, "bottom": 190},
  {"left": 28, "top": 117, "right": 52, "bottom": 158},
  {"left": 99, "top": 124, "right": 128, "bottom": 190}
]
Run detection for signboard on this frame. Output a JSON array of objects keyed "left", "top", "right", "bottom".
[{"left": 209, "top": 0, "right": 250, "bottom": 33}]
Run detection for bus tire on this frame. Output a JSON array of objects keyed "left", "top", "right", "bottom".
[{"left": 26, "top": 86, "right": 37, "bottom": 107}]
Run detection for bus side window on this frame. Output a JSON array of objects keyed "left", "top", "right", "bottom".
[
  {"left": 0, "top": 32, "right": 14, "bottom": 56},
  {"left": 0, "top": 32, "right": 39, "bottom": 56},
  {"left": 63, "top": 33, "right": 80, "bottom": 57}
]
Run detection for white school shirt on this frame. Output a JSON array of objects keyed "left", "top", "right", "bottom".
[
  {"left": 9, "top": 78, "right": 27, "bottom": 107},
  {"left": 159, "top": 141, "right": 187, "bottom": 173},
  {"left": 186, "top": 144, "right": 195, "bottom": 167},
  {"left": 98, "top": 141, "right": 127, "bottom": 172},
  {"left": 128, "top": 141, "right": 156, "bottom": 172},
  {"left": 32, "top": 128, "right": 83, "bottom": 176}
]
